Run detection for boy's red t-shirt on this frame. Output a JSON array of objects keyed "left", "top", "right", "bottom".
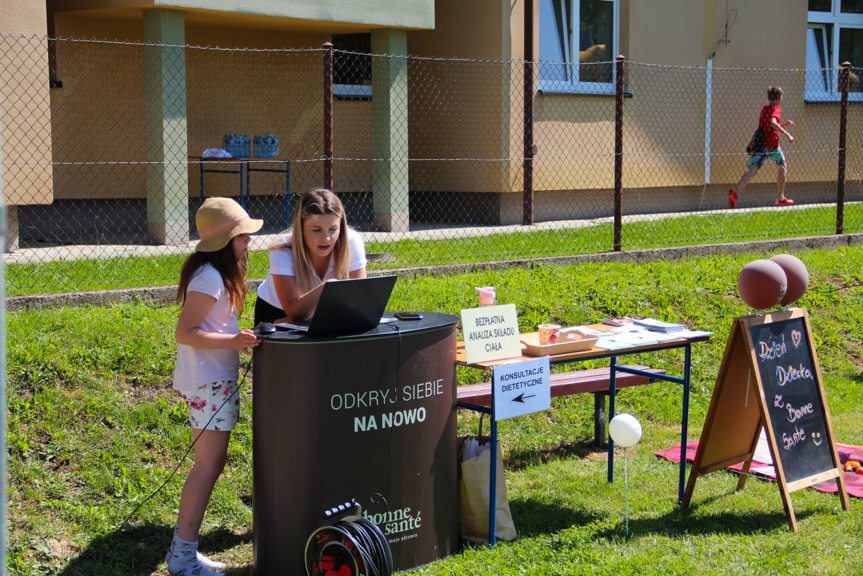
[{"left": 758, "top": 105, "right": 782, "bottom": 148}]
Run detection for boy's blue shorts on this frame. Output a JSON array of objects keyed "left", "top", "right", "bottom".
[{"left": 747, "top": 148, "right": 785, "bottom": 168}]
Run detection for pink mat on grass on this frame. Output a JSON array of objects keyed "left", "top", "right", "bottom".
[{"left": 654, "top": 441, "right": 863, "bottom": 498}]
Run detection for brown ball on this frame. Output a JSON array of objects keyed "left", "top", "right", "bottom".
[
  {"left": 770, "top": 254, "right": 809, "bottom": 305},
  {"left": 738, "top": 259, "right": 788, "bottom": 310}
]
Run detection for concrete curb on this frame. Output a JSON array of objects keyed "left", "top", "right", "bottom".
[{"left": 6, "top": 233, "right": 862, "bottom": 312}]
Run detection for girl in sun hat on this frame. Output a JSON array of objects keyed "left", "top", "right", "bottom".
[{"left": 165, "top": 197, "right": 263, "bottom": 576}]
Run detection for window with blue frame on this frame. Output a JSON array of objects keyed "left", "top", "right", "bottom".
[
  {"left": 806, "top": 0, "right": 863, "bottom": 101},
  {"left": 538, "top": 0, "right": 618, "bottom": 95}
]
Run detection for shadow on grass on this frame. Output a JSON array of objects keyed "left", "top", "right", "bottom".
[
  {"left": 505, "top": 440, "right": 603, "bottom": 472},
  {"left": 602, "top": 506, "right": 809, "bottom": 539},
  {"left": 57, "top": 525, "right": 251, "bottom": 576},
  {"left": 511, "top": 490, "right": 807, "bottom": 541},
  {"left": 510, "top": 499, "right": 605, "bottom": 537}
]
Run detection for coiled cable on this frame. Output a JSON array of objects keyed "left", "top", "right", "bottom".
[{"left": 305, "top": 499, "right": 393, "bottom": 576}]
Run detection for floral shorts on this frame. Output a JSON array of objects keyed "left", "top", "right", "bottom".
[
  {"left": 747, "top": 148, "right": 786, "bottom": 168},
  {"left": 180, "top": 380, "right": 240, "bottom": 431}
]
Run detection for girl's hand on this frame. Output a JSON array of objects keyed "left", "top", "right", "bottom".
[
  {"left": 233, "top": 329, "right": 261, "bottom": 350},
  {"left": 783, "top": 120, "right": 794, "bottom": 127}
]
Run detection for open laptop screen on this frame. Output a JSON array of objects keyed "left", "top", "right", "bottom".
[{"left": 275, "top": 275, "right": 397, "bottom": 336}]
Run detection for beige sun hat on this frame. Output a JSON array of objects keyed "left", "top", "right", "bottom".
[{"left": 195, "top": 197, "right": 263, "bottom": 252}]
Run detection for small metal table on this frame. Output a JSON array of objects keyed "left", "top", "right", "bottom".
[
  {"left": 190, "top": 156, "right": 293, "bottom": 226},
  {"left": 456, "top": 325, "right": 711, "bottom": 543}
]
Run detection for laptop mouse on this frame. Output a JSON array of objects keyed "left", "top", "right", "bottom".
[{"left": 258, "top": 322, "right": 276, "bottom": 335}]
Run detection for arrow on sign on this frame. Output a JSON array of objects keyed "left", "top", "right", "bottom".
[{"left": 512, "top": 393, "right": 535, "bottom": 403}]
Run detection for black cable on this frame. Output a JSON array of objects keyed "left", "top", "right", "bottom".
[
  {"left": 119, "top": 332, "right": 275, "bottom": 531},
  {"left": 306, "top": 502, "right": 393, "bottom": 576}
]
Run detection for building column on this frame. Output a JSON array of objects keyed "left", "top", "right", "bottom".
[
  {"left": 4, "top": 206, "right": 18, "bottom": 252},
  {"left": 143, "top": 9, "right": 189, "bottom": 245},
  {"left": 371, "top": 29, "right": 409, "bottom": 233}
]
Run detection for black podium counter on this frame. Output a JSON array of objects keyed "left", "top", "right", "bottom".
[{"left": 252, "top": 313, "right": 460, "bottom": 574}]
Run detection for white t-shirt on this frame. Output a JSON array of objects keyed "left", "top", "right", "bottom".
[
  {"left": 256, "top": 227, "right": 368, "bottom": 310},
  {"left": 173, "top": 263, "right": 240, "bottom": 391}
]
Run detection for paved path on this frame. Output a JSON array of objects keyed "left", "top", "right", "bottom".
[{"left": 3, "top": 203, "right": 821, "bottom": 265}]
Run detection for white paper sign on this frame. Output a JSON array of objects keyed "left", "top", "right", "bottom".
[
  {"left": 493, "top": 357, "right": 551, "bottom": 420},
  {"left": 460, "top": 304, "right": 522, "bottom": 365}
]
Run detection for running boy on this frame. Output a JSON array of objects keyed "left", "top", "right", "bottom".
[{"left": 729, "top": 86, "right": 795, "bottom": 208}]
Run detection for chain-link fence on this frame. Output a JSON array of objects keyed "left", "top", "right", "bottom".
[{"left": 2, "top": 35, "right": 860, "bottom": 295}]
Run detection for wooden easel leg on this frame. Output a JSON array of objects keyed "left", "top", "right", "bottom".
[
  {"left": 836, "top": 473, "right": 851, "bottom": 511},
  {"left": 681, "top": 464, "right": 699, "bottom": 508},
  {"left": 778, "top": 482, "right": 798, "bottom": 532}
]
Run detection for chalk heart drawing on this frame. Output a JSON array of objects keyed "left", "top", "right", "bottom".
[{"left": 791, "top": 329, "right": 802, "bottom": 349}]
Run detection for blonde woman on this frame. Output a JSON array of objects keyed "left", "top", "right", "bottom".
[{"left": 255, "top": 188, "right": 367, "bottom": 324}]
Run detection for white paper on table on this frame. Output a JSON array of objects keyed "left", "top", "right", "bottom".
[
  {"left": 648, "top": 331, "right": 685, "bottom": 342},
  {"left": 604, "top": 331, "right": 660, "bottom": 346},
  {"left": 676, "top": 329, "right": 714, "bottom": 339}
]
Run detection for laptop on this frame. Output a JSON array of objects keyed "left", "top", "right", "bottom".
[{"left": 274, "top": 275, "right": 398, "bottom": 336}]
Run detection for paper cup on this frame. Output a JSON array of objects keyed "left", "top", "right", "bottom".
[{"left": 538, "top": 323, "right": 561, "bottom": 345}]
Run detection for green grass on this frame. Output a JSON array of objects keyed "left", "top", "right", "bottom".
[
  {"left": 6, "top": 246, "right": 863, "bottom": 574},
  {"left": 7, "top": 204, "right": 862, "bottom": 296}
]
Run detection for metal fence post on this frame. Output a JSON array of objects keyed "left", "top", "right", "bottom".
[
  {"left": 0, "top": 101, "right": 7, "bottom": 576},
  {"left": 614, "top": 55, "right": 626, "bottom": 251},
  {"left": 323, "top": 42, "right": 334, "bottom": 191},
  {"left": 837, "top": 61, "right": 849, "bottom": 235},
  {"left": 523, "top": 0, "right": 535, "bottom": 226}
]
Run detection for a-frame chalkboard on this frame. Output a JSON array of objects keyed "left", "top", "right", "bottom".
[{"left": 682, "top": 308, "right": 849, "bottom": 531}]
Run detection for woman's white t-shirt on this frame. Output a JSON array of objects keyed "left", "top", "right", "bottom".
[
  {"left": 256, "top": 227, "right": 367, "bottom": 310},
  {"left": 173, "top": 263, "right": 240, "bottom": 391}
]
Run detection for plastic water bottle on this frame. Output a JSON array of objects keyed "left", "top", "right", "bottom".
[{"left": 475, "top": 286, "right": 496, "bottom": 307}]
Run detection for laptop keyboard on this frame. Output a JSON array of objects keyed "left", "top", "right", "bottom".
[{"left": 273, "top": 321, "right": 309, "bottom": 333}]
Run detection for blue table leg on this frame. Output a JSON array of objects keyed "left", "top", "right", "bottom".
[
  {"left": 679, "top": 344, "right": 692, "bottom": 504},
  {"left": 608, "top": 355, "right": 617, "bottom": 484},
  {"left": 489, "top": 414, "right": 498, "bottom": 545},
  {"left": 199, "top": 162, "right": 205, "bottom": 205}
]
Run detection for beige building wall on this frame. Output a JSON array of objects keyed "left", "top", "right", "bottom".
[
  {"left": 408, "top": 0, "right": 508, "bottom": 193},
  {"left": 429, "top": 0, "right": 851, "bottom": 199},
  {"left": 7, "top": 0, "right": 854, "bottom": 209},
  {"left": 12, "top": 0, "right": 433, "bottom": 205},
  {"left": 1, "top": 0, "right": 54, "bottom": 206},
  {"left": 50, "top": 11, "right": 376, "bottom": 201}
]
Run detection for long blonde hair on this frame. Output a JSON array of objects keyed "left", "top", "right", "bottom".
[{"left": 271, "top": 188, "right": 351, "bottom": 293}]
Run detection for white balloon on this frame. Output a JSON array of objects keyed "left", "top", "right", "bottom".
[{"left": 609, "top": 413, "right": 642, "bottom": 448}]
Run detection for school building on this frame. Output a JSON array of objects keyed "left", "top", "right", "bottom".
[{"left": 1, "top": 0, "right": 860, "bottom": 250}]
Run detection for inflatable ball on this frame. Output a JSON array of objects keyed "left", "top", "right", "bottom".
[
  {"left": 769, "top": 254, "right": 809, "bottom": 305},
  {"left": 737, "top": 259, "right": 788, "bottom": 310}
]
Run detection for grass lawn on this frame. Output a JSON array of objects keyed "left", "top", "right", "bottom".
[
  {"left": 6, "top": 246, "right": 863, "bottom": 575},
  {"left": 7, "top": 203, "right": 862, "bottom": 296}
]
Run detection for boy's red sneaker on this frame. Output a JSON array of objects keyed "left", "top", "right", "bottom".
[
  {"left": 728, "top": 188, "right": 738, "bottom": 208},
  {"left": 775, "top": 197, "right": 794, "bottom": 206}
]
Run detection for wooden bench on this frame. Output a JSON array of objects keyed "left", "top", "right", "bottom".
[{"left": 456, "top": 365, "right": 666, "bottom": 447}]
